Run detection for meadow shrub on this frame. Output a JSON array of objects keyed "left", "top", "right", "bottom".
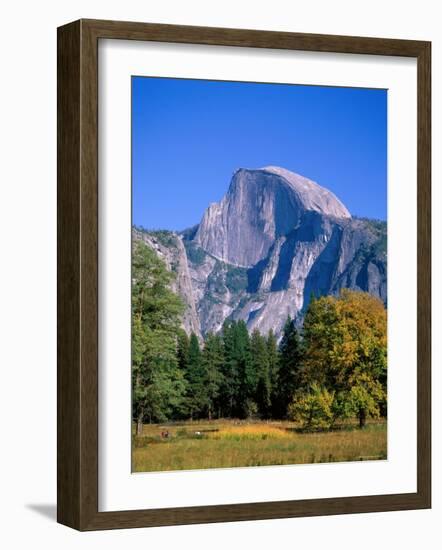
[{"left": 288, "top": 384, "right": 334, "bottom": 430}]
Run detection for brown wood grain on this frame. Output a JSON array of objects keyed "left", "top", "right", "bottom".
[
  {"left": 416, "top": 41, "right": 432, "bottom": 507},
  {"left": 57, "top": 19, "right": 431, "bottom": 531}
]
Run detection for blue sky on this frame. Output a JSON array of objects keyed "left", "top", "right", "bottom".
[{"left": 132, "top": 77, "right": 387, "bottom": 230}]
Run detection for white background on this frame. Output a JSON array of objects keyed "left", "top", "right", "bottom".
[
  {"left": 100, "top": 40, "right": 417, "bottom": 511},
  {"left": 0, "top": 0, "right": 440, "bottom": 548}
]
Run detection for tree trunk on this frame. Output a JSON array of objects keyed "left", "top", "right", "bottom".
[
  {"left": 136, "top": 410, "right": 144, "bottom": 436},
  {"left": 135, "top": 372, "right": 144, "bottom": 436},
  {"left": 359, "top": 408, "right": 367, "bottom": 429}
]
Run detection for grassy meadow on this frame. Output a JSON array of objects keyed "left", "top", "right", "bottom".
[{"left": 132, "top": 419, "right": 387, "bottom": 473}]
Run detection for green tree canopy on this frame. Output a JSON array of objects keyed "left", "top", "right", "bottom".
[
  {"left": 299, "top": 289, "right": 387, "bottom": 428},
  {"left": 276, "top": 317, "right": 304, "bottom": 418},
  {"left": 176, "top": 329, "right": 190, "bottom": 372},
  {"left": 250, "top": 329, "right": 272, "bottom": 418},
  {"left": 132, "top": 241, "right": 187, "bottom": 431},
  {"left": 185, "top": 333, "right": 206, "bottom": 419},
  {"left": 201, "top": 332, "right": 225, "bottom": 419}
]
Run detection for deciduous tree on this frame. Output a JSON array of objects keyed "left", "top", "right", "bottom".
[
  {"left": 302, "top": 289, "right": 387, "bottom": 428},
  {"left": 132, "top": 241, "right": 186, "bottom": 432}
]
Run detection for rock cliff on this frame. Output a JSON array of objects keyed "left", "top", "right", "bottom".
[
  {"left": 194, "top": 167, "right": 351, "bottom": 267},
  {"left": 135, "top": 167, "right": 386, "bottom": 338},
  {"left": 133, "top": 228, "right": 202, "bottom": 338}
]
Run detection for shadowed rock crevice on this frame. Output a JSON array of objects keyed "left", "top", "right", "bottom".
[
  {"left": 302, "top": 223, "right": 344, "bottom": 312},
  {"left": 247, "top": 255, "right": 270, "bottom": 294}
]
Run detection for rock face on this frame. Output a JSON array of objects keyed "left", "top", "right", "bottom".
[
  {"left": 194, "top": 167, "right": 351, "bottom": 267},
  {"left": 136, "top": 167, "right": 386, "bottom": 338},
  {"left": 133, "top": 228, "right": 202, "bottom": 338}
]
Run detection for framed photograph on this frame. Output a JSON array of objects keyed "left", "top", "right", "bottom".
[{"left": 57, "top": 19, "right": 431, "bottom": 530}]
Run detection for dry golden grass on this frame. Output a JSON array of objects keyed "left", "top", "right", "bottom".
[
  {"left": 207, "top": 424, "right": 291, "bottom": 440},
  {"left": 132, "top": 419, "right": 387, "bottom": 472}
]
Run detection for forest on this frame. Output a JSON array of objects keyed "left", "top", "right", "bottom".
[{"left": 132, "top": 240, "right": 387, "bottom": 437}]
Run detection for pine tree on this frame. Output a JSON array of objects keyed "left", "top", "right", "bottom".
[
  {"left": 250, "top": 329, "right": 272, "bottom": 418},
  {"left": 201, "top": 333, "right": 225, "bottom": 419},
  {"left": 219, "top": 321, "right": 239, "bottom": 417},
  {"left": 176, "top": 329, "right": 190, "bottom": 371},
  {"left": 234, "top": 320, "right": 254, "bottom": 418},
  {"left": 266, "top": 329, "right": 279, "bottom": 418},
  {"left": 185, "top": 333, "right": 206, "bottom": 420},
  {"left": 276, "top": 316, "right": 304, "bottom": 418}
]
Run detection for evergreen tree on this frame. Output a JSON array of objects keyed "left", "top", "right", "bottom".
[
  {"left": 176, "top": 329, "right": 190, "bottom": 371},
  {"left": 250, "top": 329, "right": 271, "bottom": 418},
  {"left": 201, "top": 333, "right": 225, "bottom": 419},
  {"left": 276, "top": 316, "right": 304, "bottom": 418},
  {"left": 233, "top": 320, "right": 254, "bottom": 418},
  {"left": 219, "top": 320, "right": 254, "bottom": 418},
  {"left": 185, "top": 333, "right": 206, "bottom": 420},
  {"left": 266, "top": 329, "right": 279, "bottom": 418},
  {"left": 219, "top": 321, "right": 239, "bottom": 417}
]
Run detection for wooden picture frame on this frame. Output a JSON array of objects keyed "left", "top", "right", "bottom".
[{"left": 57, "top": 18, "right": 431, "bottom": 531}]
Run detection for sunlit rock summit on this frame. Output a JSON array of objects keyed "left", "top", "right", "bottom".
[{"left": 194, "top": 166, "right": 351, "bottom": 267}]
